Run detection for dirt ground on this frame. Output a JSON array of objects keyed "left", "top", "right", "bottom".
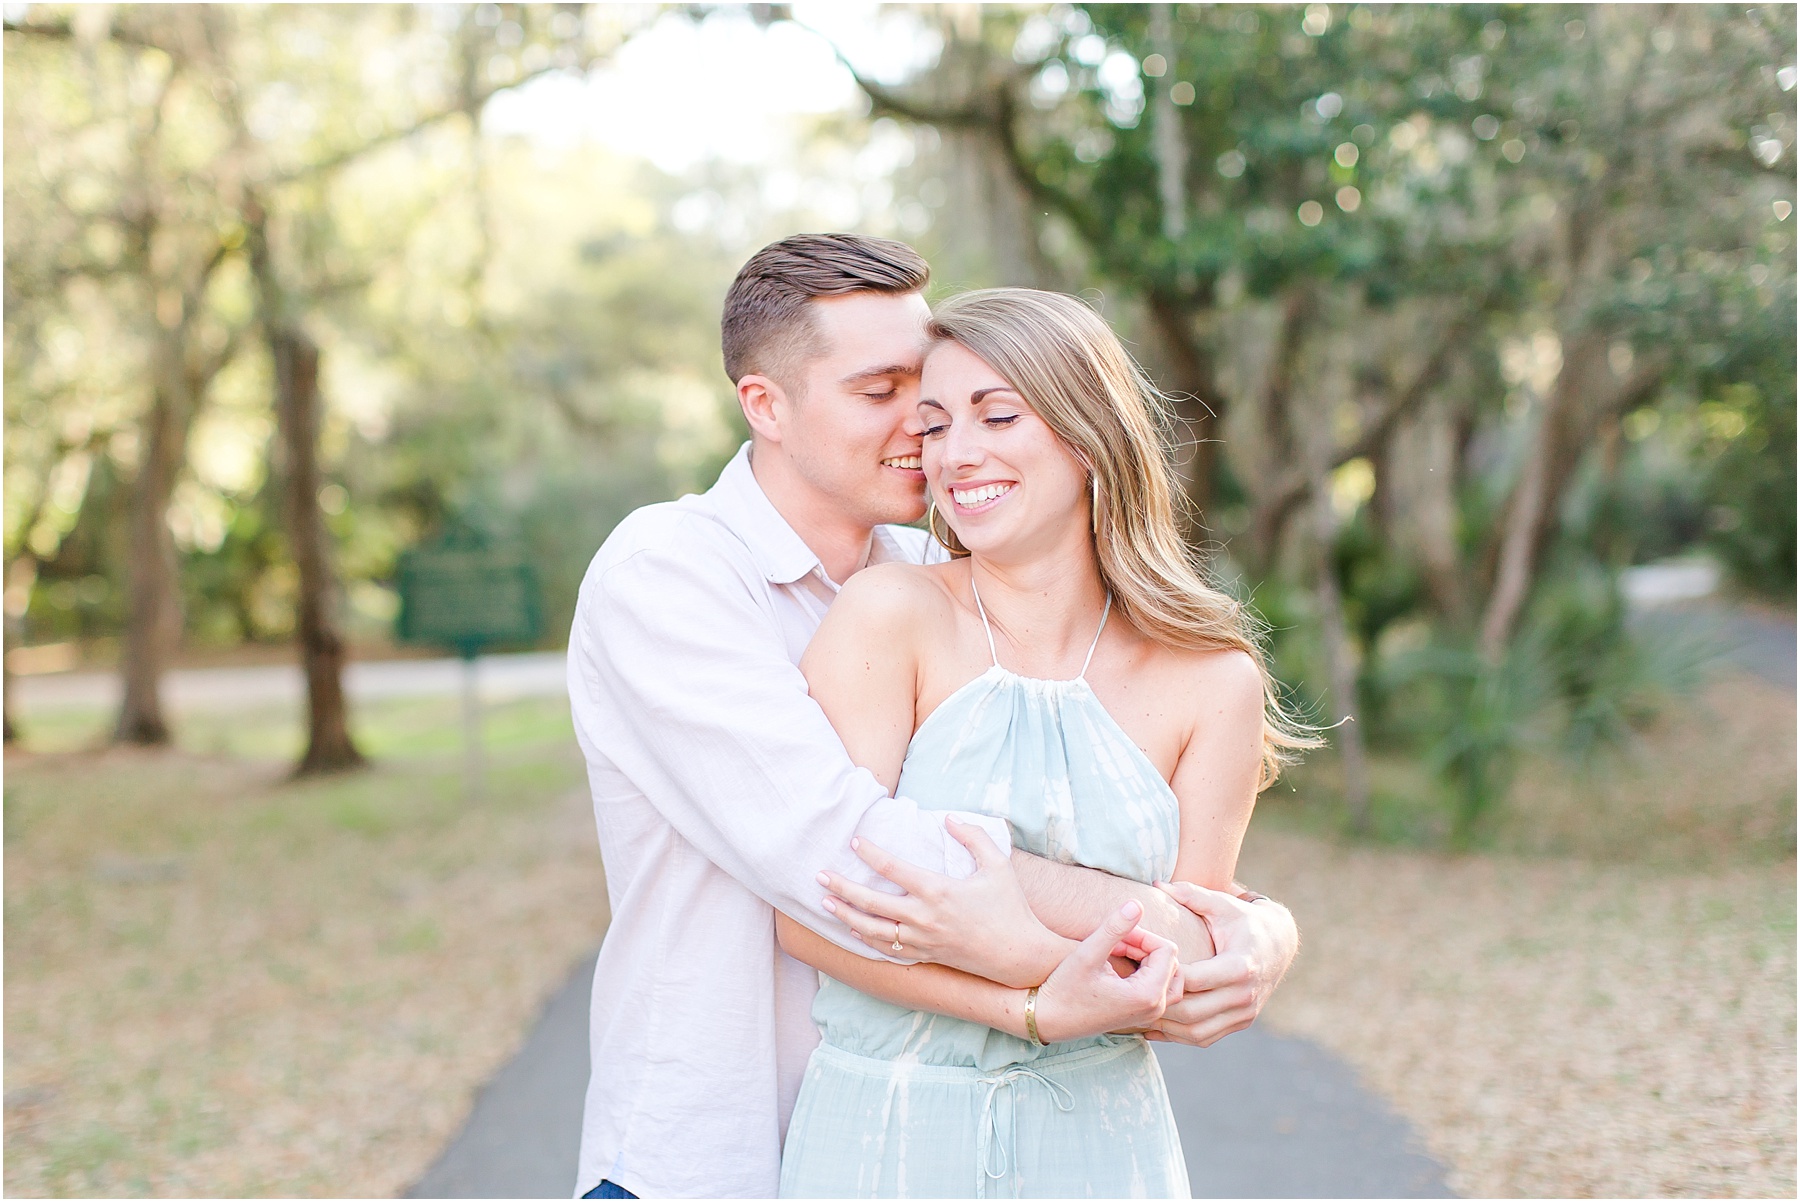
[
  {"left": 4, "top": 702, "right": 608, "bottom": 1198},
  {"left": 1245, "top": 670, "right": 1797, "bottom": 1198}
]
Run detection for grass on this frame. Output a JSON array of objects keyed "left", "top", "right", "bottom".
[
  {"left": 4, "top": 694, "right": 609, "bottom": 1198},
  {"left": 14, "top": 691, "right": 578, "bottom": 763}
]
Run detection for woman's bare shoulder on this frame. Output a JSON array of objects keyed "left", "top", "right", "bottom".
[
  {"left": 1153, "top": 641, "right": 1266, "bottom": 714},
  {"left": 830, "top": 560, "right": 959, "bottom": 630}
]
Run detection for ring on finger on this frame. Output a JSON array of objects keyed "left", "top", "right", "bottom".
[{"left": 890, "top": 921, "right": 903, "bottom": 954}]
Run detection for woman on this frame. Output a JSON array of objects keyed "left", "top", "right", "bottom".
[{"left": 775, "top": 289, "right": 1309, "bottom": 1198}]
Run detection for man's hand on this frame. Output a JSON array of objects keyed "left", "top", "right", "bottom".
[
  {"left": 816, "top": 818, "right": 1071, "bottom": 988},
  {"left": 1146, "top": 880, "right": 1298, "bottom": 1047}
]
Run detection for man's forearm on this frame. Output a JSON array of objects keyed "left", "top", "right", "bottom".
[{"left": 1013, "top": 855, "right": 1216, "bottom": 962}]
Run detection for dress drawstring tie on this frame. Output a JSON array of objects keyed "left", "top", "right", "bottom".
[{"left": 975, "top": 1064, "right": 1076, "bottom": 1197}]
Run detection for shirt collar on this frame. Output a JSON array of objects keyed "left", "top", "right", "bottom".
[
  {"left": 869, "top": 523, "right": 921, "bottom": 567},
  {"left": 709, "top": 442, "right": 925, "bottom": 587},
  {"left": 708, "top": 443, "right": 829, "bottom": 587}
]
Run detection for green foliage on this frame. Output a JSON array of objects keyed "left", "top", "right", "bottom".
[
  {"left": 5, "top": 8, "right": 744, "bottom": 657},
  {"left": 1530, "top": 561, "right": 1707, "bottom": 760},
  {"left": 1380, "top": 563, "right": 1708, "bottom": 845},
  {"left": 1382, "top": 634, "right": 1547, "bottom": 846},
  {"left": 1695, "top": 274, "right": 1798, "bottom": 600},
  {"left": 872, "top": 3, "right": 1793, "bottom": 850},
  {"left": 1707, "top": 381, "right": 1798, "bottom": 600}
]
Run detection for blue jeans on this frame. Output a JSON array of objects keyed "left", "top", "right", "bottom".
[{"left": 582, "top": 1182, "right": 636, "bottom": 1200}]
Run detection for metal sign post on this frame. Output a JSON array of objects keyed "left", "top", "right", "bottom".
[
  {"left": 396, "top": 519, "right": 543, "bottom": 801},
  {"left": 460, "top": 646, "right": 483, "bottom": 800}
]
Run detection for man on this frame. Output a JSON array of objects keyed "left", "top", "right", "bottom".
[{"left": 567, "top": 233, "right": 1299, "bottom": 1199}]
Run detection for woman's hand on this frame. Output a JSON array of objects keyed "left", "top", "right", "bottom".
[
  {"left": 1032, "top": 901, "right": 1183, "bottom": 1044},
  {"left": 817, "top": 818, "right": 1069, "bottom": 988}
]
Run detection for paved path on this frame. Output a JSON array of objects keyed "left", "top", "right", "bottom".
[
  {"left": 16, "top": 600, "right": 1788, "bottom": 714},
  {"left": 13, "top": 651, "right": 569, "bottom": 711},
  {"left": 408, "top": 953, "right": 1453, "bottom": 1199},
  {"left": 1627, "top": 603, "right": 1796, "bottom": 690}
]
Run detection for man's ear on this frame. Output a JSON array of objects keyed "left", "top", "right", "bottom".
[{"left": 736, "top": 373, "right": 788, "bottom": 444}]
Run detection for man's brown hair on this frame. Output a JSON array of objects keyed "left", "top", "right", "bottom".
[{"left": 720, "top": 233, "right": 930, "bottom": 388}]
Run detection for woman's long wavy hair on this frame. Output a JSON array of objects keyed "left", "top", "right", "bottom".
[{"left": 926, "top": 288, "right": 1320, "bottom": 789}]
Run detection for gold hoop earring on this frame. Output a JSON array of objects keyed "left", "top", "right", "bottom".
[
  {"left": 1091, "top": 475, "right": 1101, "bottom": 537},
  {"left": 926, "top": 499, "right": 955, "bottom": 551}
]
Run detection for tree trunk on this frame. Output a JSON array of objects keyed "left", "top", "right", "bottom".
[
  {"left": 246, "top": 198, "right": 364, "bottom": 776},
  {"left": 1239, "top": 290, "right": 1316, "bottom": 570},
  {"left": 1401, "top": 403, "right": 1469, "bottom": 625},
  {"left": 113, "top": 350, "right": 193, "bottom": 745},
  {"left": 1305, "top": 346, "right": 1371, "bottom": 832},
  {"left": 3, "top": 611, "right": 17, "bottom": 744},
  {"left": 1148, "top": 6, "right": 1188, "bottom": 245},
  {"left": 1478, "top": 381, "right": 1561, "bottom": 661},
  {"left": 1144, "top": 293, "right": 1222, "bottom": 527},
  {"left": 269, "top": 325, "right": 364, "bottom": 775},
  {"left": 1478, "top": 332, "right": 1663, "bottom": 658}
]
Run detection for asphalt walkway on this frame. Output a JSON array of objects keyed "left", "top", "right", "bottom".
[{"left": 407, "top": 952, "right": 1454, "bottom": 1199}]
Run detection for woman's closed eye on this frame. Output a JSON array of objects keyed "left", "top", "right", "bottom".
[{"left": 922, "top": 415, "right": 1017, "bottom": 437}]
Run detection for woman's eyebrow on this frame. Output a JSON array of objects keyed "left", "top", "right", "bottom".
[
  {"left": 970, "top": 386, "right": 1019, "bottom": 403},
  {"left": 917, "top": 397, "right": 946, "bottom": 411}
]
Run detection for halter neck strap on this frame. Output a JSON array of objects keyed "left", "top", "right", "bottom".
[
  {"left": 969, "top": 577, "right": 1000, "bottom": 667},
  {"left": 1079, "top": 594, "right": 1113, "bottom": 680},
  {"left": 968, "top": 577, "right": 1112, "bottom": 680}
]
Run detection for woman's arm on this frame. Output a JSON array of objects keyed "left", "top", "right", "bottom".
[
  {"left": 1167, "top": 650, "right": 1268, "bottom": 892},
  {"left": 778, "top": 912, "right": 1033, "bottom": 1035},
  {"left": 797, "top": 563, "right": 928, "bottom": 794},
  {"left": 777, "top": 906, "right": 1180, "bottom": 1044}
]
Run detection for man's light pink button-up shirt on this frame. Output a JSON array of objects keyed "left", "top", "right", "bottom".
[{"left": 567, "top": 445, "right": 1012, "bottom": 1199}]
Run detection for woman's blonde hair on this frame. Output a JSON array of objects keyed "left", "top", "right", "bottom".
[{"left": 926, "top": 288, "right": 1319, "bottom": 788}]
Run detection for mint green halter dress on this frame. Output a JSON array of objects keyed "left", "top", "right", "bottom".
[{"left": 779, "top": 584, "right": 1191, "bottom": 1199}]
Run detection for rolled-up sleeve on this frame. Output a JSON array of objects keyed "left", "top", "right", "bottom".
[{"left": 570, "top": 539, "right": 1013, "bottom": 962}]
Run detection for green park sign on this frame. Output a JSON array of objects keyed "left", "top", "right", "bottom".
[
  {"left": 395, "top": 521, "right": 545, "bottom": 800},
  {"left": 395, "top": 523, "right": 544, "bottom": 657}
]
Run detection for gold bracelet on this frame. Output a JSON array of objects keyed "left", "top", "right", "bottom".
[{"left": 1024, "top": 986, "right": 1046, "bottom": 1046}]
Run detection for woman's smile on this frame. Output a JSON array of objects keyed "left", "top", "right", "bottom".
[{"left": 949, "top": 480, "right": 1017, "bottom": 512}]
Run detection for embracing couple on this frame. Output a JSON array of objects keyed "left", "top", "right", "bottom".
[{"left": 567, "top": 234, "right": 1310, "bottom": 1200}]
